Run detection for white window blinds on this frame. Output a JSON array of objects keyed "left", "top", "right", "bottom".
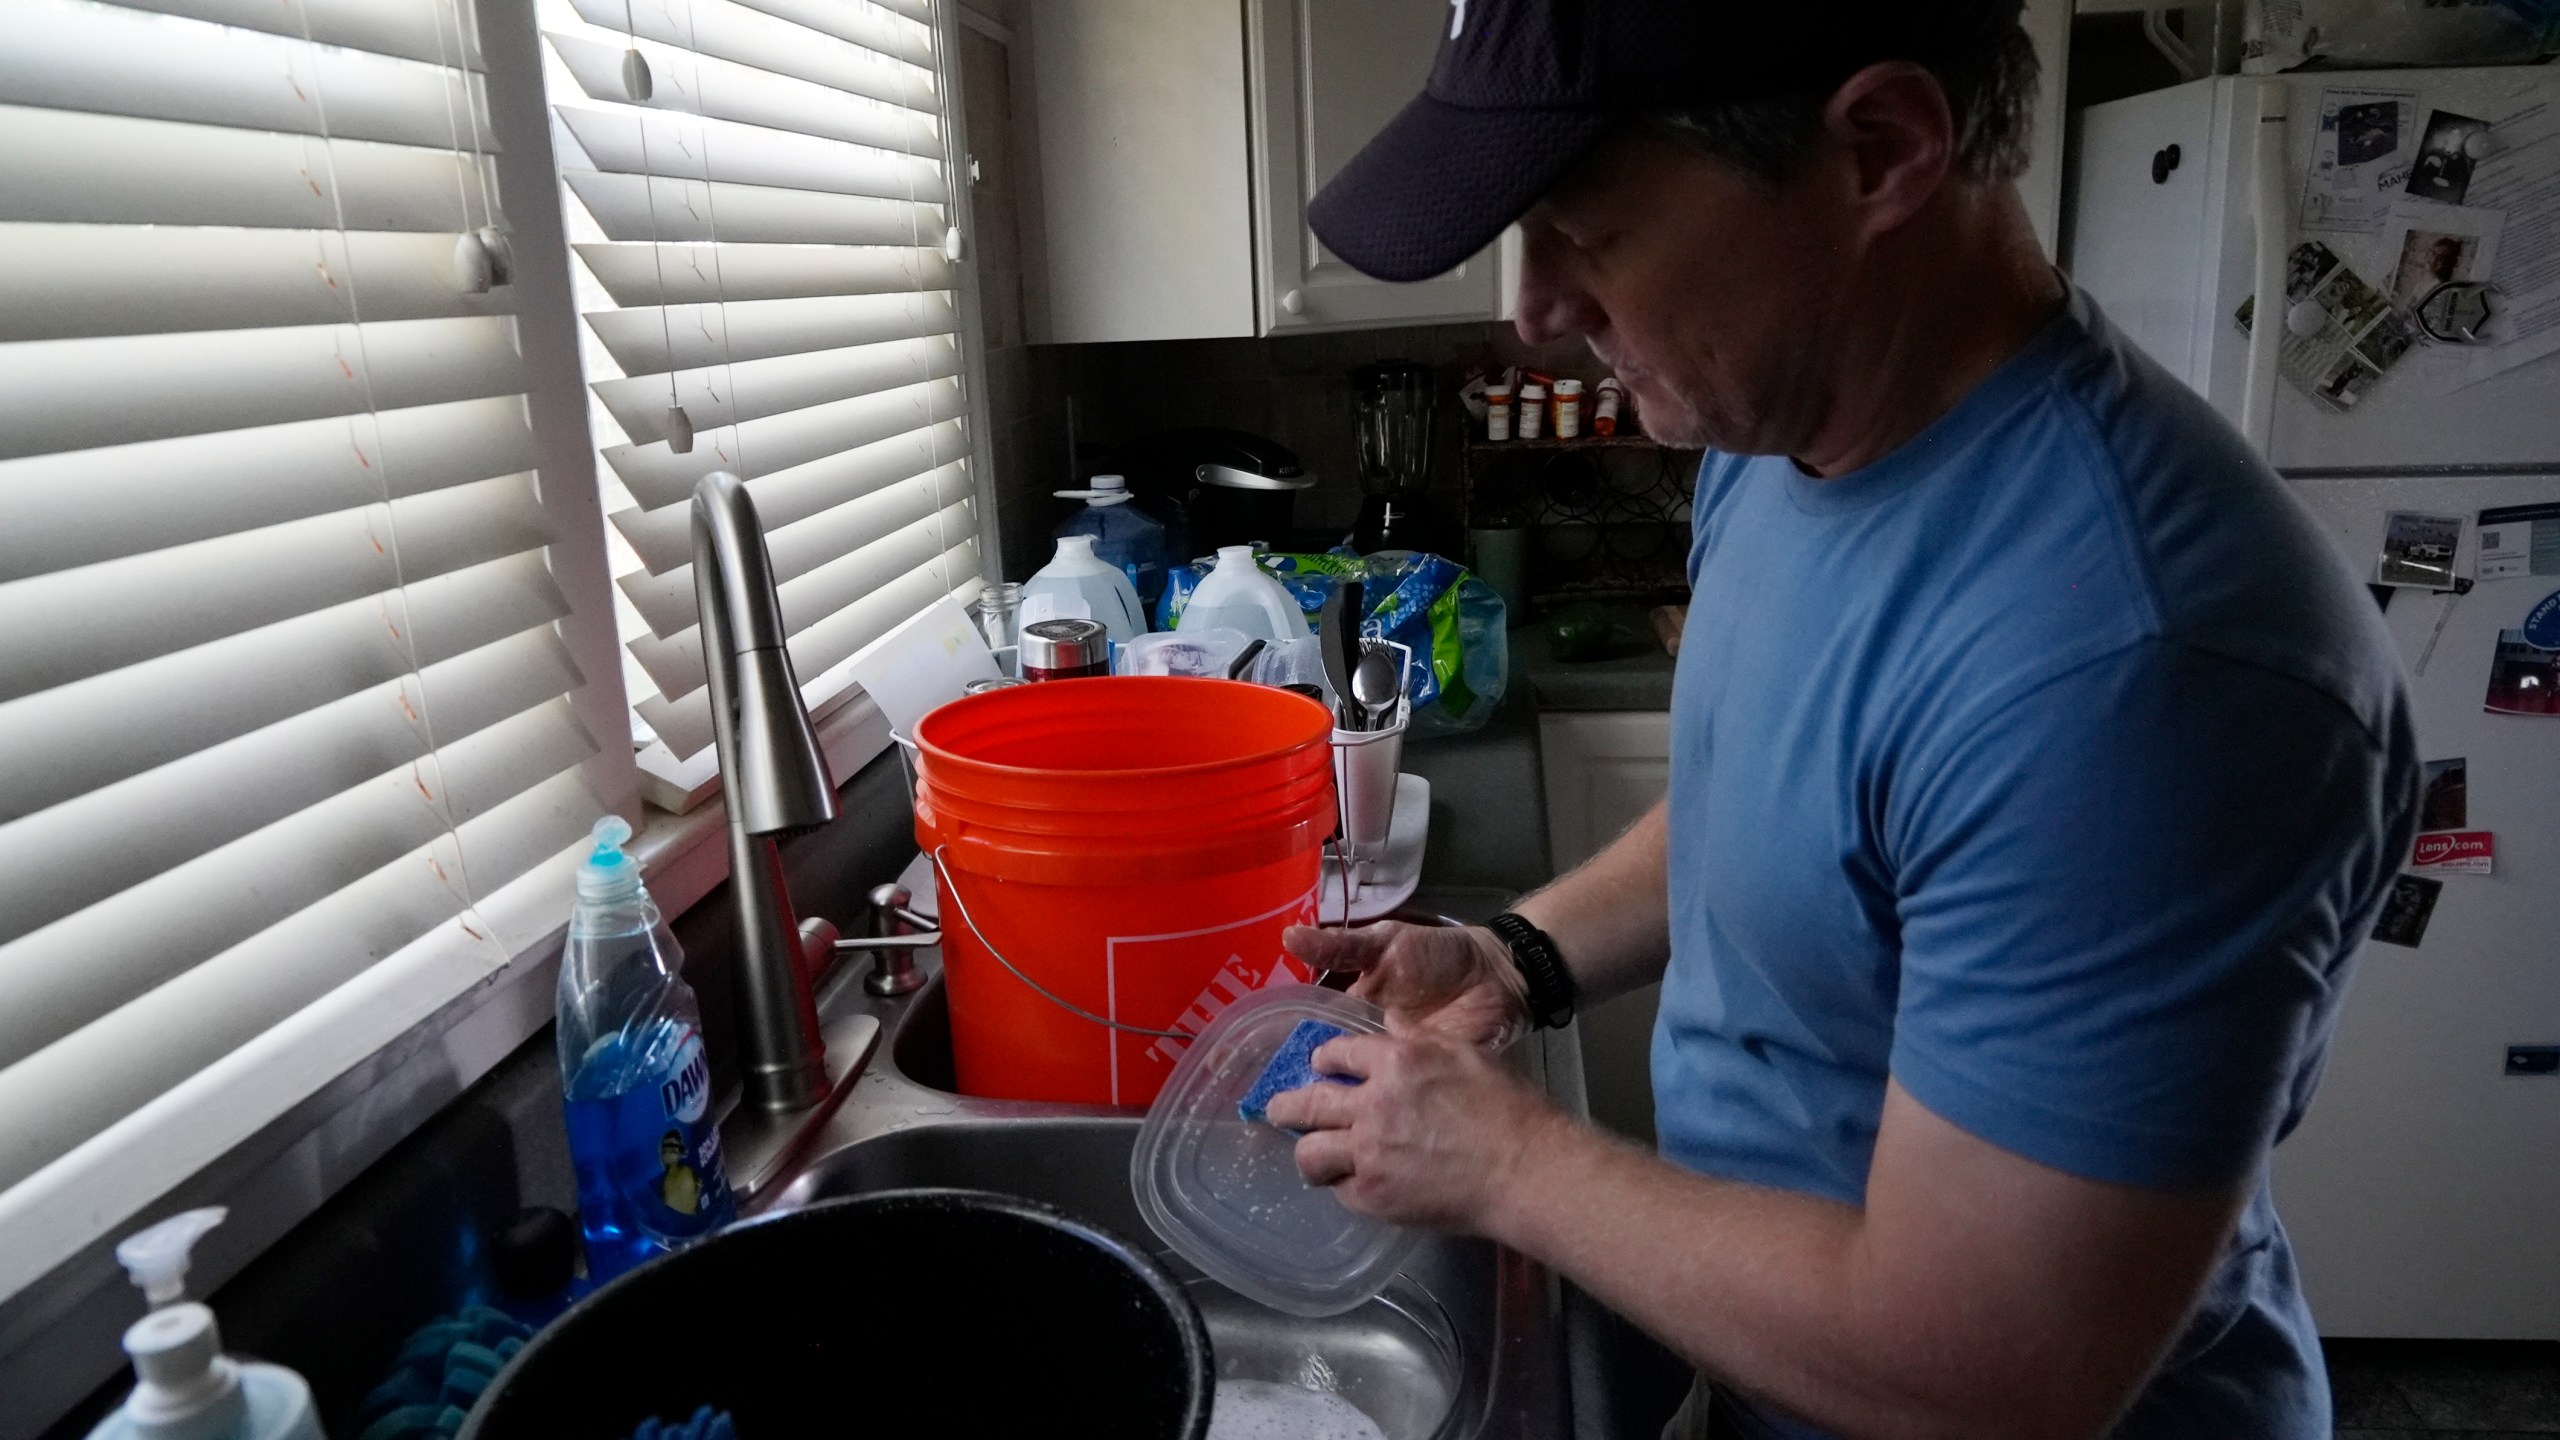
[
  {"left": 537, "top": 0, "right": 986, "bottom": 781},
  {"left": 0, "top": 0, "right": 625, "bottom": 1296}
]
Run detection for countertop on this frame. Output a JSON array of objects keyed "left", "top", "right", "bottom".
[{"left": 1510, "top": 608, "right": 1679, "bottom": 712}]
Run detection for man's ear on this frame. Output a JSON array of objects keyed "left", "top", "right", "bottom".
[{"left": 1819, "top": 62, "right": 1957, "bottom": 239}]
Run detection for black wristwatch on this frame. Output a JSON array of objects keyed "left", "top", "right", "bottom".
[{"left": 1487, "top": 912, "right": 1576, "bottom": 1029}]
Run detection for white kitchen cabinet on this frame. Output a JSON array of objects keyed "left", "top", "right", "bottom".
[
  {"left": 1017, "top": 0, "right": 1258, "bottom": 343},
  {"left": 1019, "top": 0, "right": 1499, "bottom": 343},
  {"left": 1246, "top": 0, "right": 1503, "bottom": 333},
  {"left": 1539, "top": 711, "right": 1672, "bottom": 1142}
]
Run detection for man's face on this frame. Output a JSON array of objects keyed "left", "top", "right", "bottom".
[{"left": 1513, "top": 130, "right": 1858, "bottom": 455}]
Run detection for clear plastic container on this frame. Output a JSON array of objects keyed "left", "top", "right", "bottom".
[{"left": 1130, "top": 984, "right": 1421, "bottom": 1318}]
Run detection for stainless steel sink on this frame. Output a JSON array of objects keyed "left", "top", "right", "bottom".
[{"left": 749, "top": 938, "right": 1570, "bottom": 1439}]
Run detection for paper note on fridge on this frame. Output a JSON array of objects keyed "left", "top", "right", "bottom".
[
  {"left": 2303, "top": 89, "right": 2421, "bottom": 234},
  {"left": 2478, "top": 502, "right": 2560, "bottom": 581},
  {"left": 2448, "top": 85, "right": 2560, "bottom": 389},
  {"left": 2412, "top": 831, "right": 2496, "bottom": 876}
]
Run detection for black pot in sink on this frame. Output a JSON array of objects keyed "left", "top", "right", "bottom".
[{"left": 459, "top": 1188, "right": 1212, "bottom": 1439}]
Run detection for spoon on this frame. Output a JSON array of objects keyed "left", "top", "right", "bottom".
[{"left": 1352, "top": 644, "right": 1400, "bottom": 732}]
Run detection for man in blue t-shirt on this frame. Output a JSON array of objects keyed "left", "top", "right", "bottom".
[{"left": 1266, "top": 4, "right": 2417, "bottom": 1438}]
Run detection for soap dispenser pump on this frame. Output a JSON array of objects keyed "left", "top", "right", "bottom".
[{"left": 89, "top": 1208, "right": 324, "bottom": 1440}]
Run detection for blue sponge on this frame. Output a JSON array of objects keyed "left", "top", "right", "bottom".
[{"left": 1238, "top": 1020, "right": 1359, "bottom": 1128}]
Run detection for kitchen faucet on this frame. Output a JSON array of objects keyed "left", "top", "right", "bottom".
[
  {"left": 690, "top": 472, "right": 942, "bottom": 1192},
  {"left": 694, "top": 469, "right": 838, "bottom": 1113}
]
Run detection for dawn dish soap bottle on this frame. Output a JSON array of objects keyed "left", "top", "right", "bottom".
[
  {"left": 87, "top": 1208, "right": 324, "bottom": 1440},
  {"left": 558, "top": 816, "right": 733, "bottom": 1283}
]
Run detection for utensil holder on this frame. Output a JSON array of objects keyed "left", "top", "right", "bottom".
[{"left": 1331, "top": 697, "right": 1407, "bottom": 879}]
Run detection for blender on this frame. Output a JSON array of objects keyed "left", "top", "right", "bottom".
[{"left": 1351, "top": 361, "right": 1439, "bottom": 555}]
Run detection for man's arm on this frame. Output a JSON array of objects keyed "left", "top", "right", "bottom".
[
  {"left": 1496, "top": 1081, "right": 2245, "bottom": 1440},
  {"left": 1514, "top": 797, "right": 1673, "bottom": 1005},
  {"left": 1276, "top": 1054, "right": 2245, "bottom": 1440}
]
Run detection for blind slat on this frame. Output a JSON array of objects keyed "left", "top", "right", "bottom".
[
  {"left": 0, "top": 626, "right": 580, "bottom": 950},
  {"left": 574, "top": 240, "right": 949, "bottom": 305},
  {"left": 0, "top": 473, "right": 550, "bottom": 703},
  {"left": 7, "top": 3, "right": 490, "bottom": 151},
  {"left": 0, "top": 316, "right": 527, "bottom": 462},
  {"left": 583, "top": 291, "right": 955, "bottom": 376},
  {"left": 0, "top": 551, "right": 569, "bottom": 824},
  {"left": 0, "top": 760, "right": 599, "bottom": 1192},
  {"left": 0, "top": 226, "right": 512, "bottom": 343},
  {"left": 0, "top": 700, "right": 594, "bottom": 1072},
  {"left": 602, "top": 374, "right": 964, "bottom": 510},
  {"left": 590, "top": 334, "right": 957, "bottom": 447},
  {"left": 627, "top": 499, "right": 967, "bottom": 700},
  {"left": 726, "top": 0, "right": 936, "bottom": 70},
  {"left": 862, "top": 0, "right": 933, "bottom": 27},
  {"left": 564, "top": 0, "right": 938, "bottom": 110},
  {"left": 0, "top": 396, "right": 537, "bottom": 584},
  {"left": 563, "top": 170, "right": 940, "bottom": 247},
  {"left": 637, "top": 538, "right": 973, "bottom": 758},
  {"left": 619, "top": 459, "right": 972, "bottom": 636},
  {"left": 544, "top": 28, "right": 941, "bottom": 160},
  {"left": 608, "top": 418, "right": 962, "bottom": 573},
  {"left": 555, "top": 103, "right": 944, "bottom": 205},
  {"left": 0, "top": 105, "right": 492, "bottom": 234},
  {"left": 105, "top": 0, "right": 489, "bottom": 70}
]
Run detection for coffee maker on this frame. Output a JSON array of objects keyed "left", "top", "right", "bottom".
[
  {"left": 1351, "top": 361, "right": 1438, "bottom": 554},
  {"left": 1092, "top": 427, "right": 1318, "bottom": 557}
]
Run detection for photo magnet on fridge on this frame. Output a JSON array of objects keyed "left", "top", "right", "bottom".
[
  {"left": 2406, "top": 110, "right": 2491, "bottom": 205},
  {"left": 2371, "top": 875, "right": 2444, "bottom": 948},
  {"left": 2484, "top": 629, "right": 2560, "bottom": 716},
  {"left": 2419, "top": 757, "right": 2468, "bottom": 831},
  {"left": 2377, "top": 511, "right": 2466, "bottom": 589}
]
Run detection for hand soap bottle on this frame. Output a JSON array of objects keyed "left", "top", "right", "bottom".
[
  {"left": 87, "top": 1208, "right": 324, "bottom": 1440},
  {"left": 557, "top": 816, "right": 734, "bottom": 1283}
]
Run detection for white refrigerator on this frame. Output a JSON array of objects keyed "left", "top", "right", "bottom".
[{"left": 2071, "top": 67, "right": 2560, "bottom": 1339}]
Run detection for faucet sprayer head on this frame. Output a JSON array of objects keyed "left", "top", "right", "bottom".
[{"left": 692, "top": 471, "right": 838, "bottom": 837}]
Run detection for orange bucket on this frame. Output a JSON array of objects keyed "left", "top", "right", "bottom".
[{"left": 913, "top": 677, "right": 1337, "bottom": 1105}]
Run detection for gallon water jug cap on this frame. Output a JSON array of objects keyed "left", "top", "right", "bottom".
[
  {"left": 1054, "top": 473, "right": 1134, "bottom": 506},
  {"left": 577, "top": 815, "right": 644, "bottom": 905}
]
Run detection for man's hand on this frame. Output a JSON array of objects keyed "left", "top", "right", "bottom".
[
  {"left": 1261, "top": 1031, "right": 1569, "bottom": 1232},
  {"left": 1282, "top": 921, "right": 1528, "bottom": 1048}
]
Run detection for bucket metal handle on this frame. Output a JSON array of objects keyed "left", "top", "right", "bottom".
[{"left": 925, "top": 845, "right": 1190, "bottom": 1040}]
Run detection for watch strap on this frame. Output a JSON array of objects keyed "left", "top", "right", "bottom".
[{"left": 1487, "top": 912, "right": 1576, "bottom": 1029}]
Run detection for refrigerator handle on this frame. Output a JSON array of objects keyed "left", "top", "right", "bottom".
[{"left": 2241, "top": 80, "right": 2291, "bottom": 457}]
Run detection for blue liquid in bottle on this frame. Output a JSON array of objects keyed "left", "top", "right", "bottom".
[{"left": 558, "top": 819, "right": 733, "bottom": 1283}]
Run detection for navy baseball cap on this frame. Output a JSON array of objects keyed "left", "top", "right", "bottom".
[{"left": 1309, "top": 1, "right": 2026, "bottom": 283}]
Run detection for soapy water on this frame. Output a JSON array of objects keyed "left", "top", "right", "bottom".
[{"left": 1206, "top": 1380, "right": 1386, "bottom": 1440}]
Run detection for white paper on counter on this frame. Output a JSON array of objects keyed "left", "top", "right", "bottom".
[{"left": 847, "top": 594, "right": 1002, "bottom": 738}]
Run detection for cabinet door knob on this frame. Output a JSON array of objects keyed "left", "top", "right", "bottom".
[{"left": 1279, "top": 288, "right": 1305, "bottom": 316}]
